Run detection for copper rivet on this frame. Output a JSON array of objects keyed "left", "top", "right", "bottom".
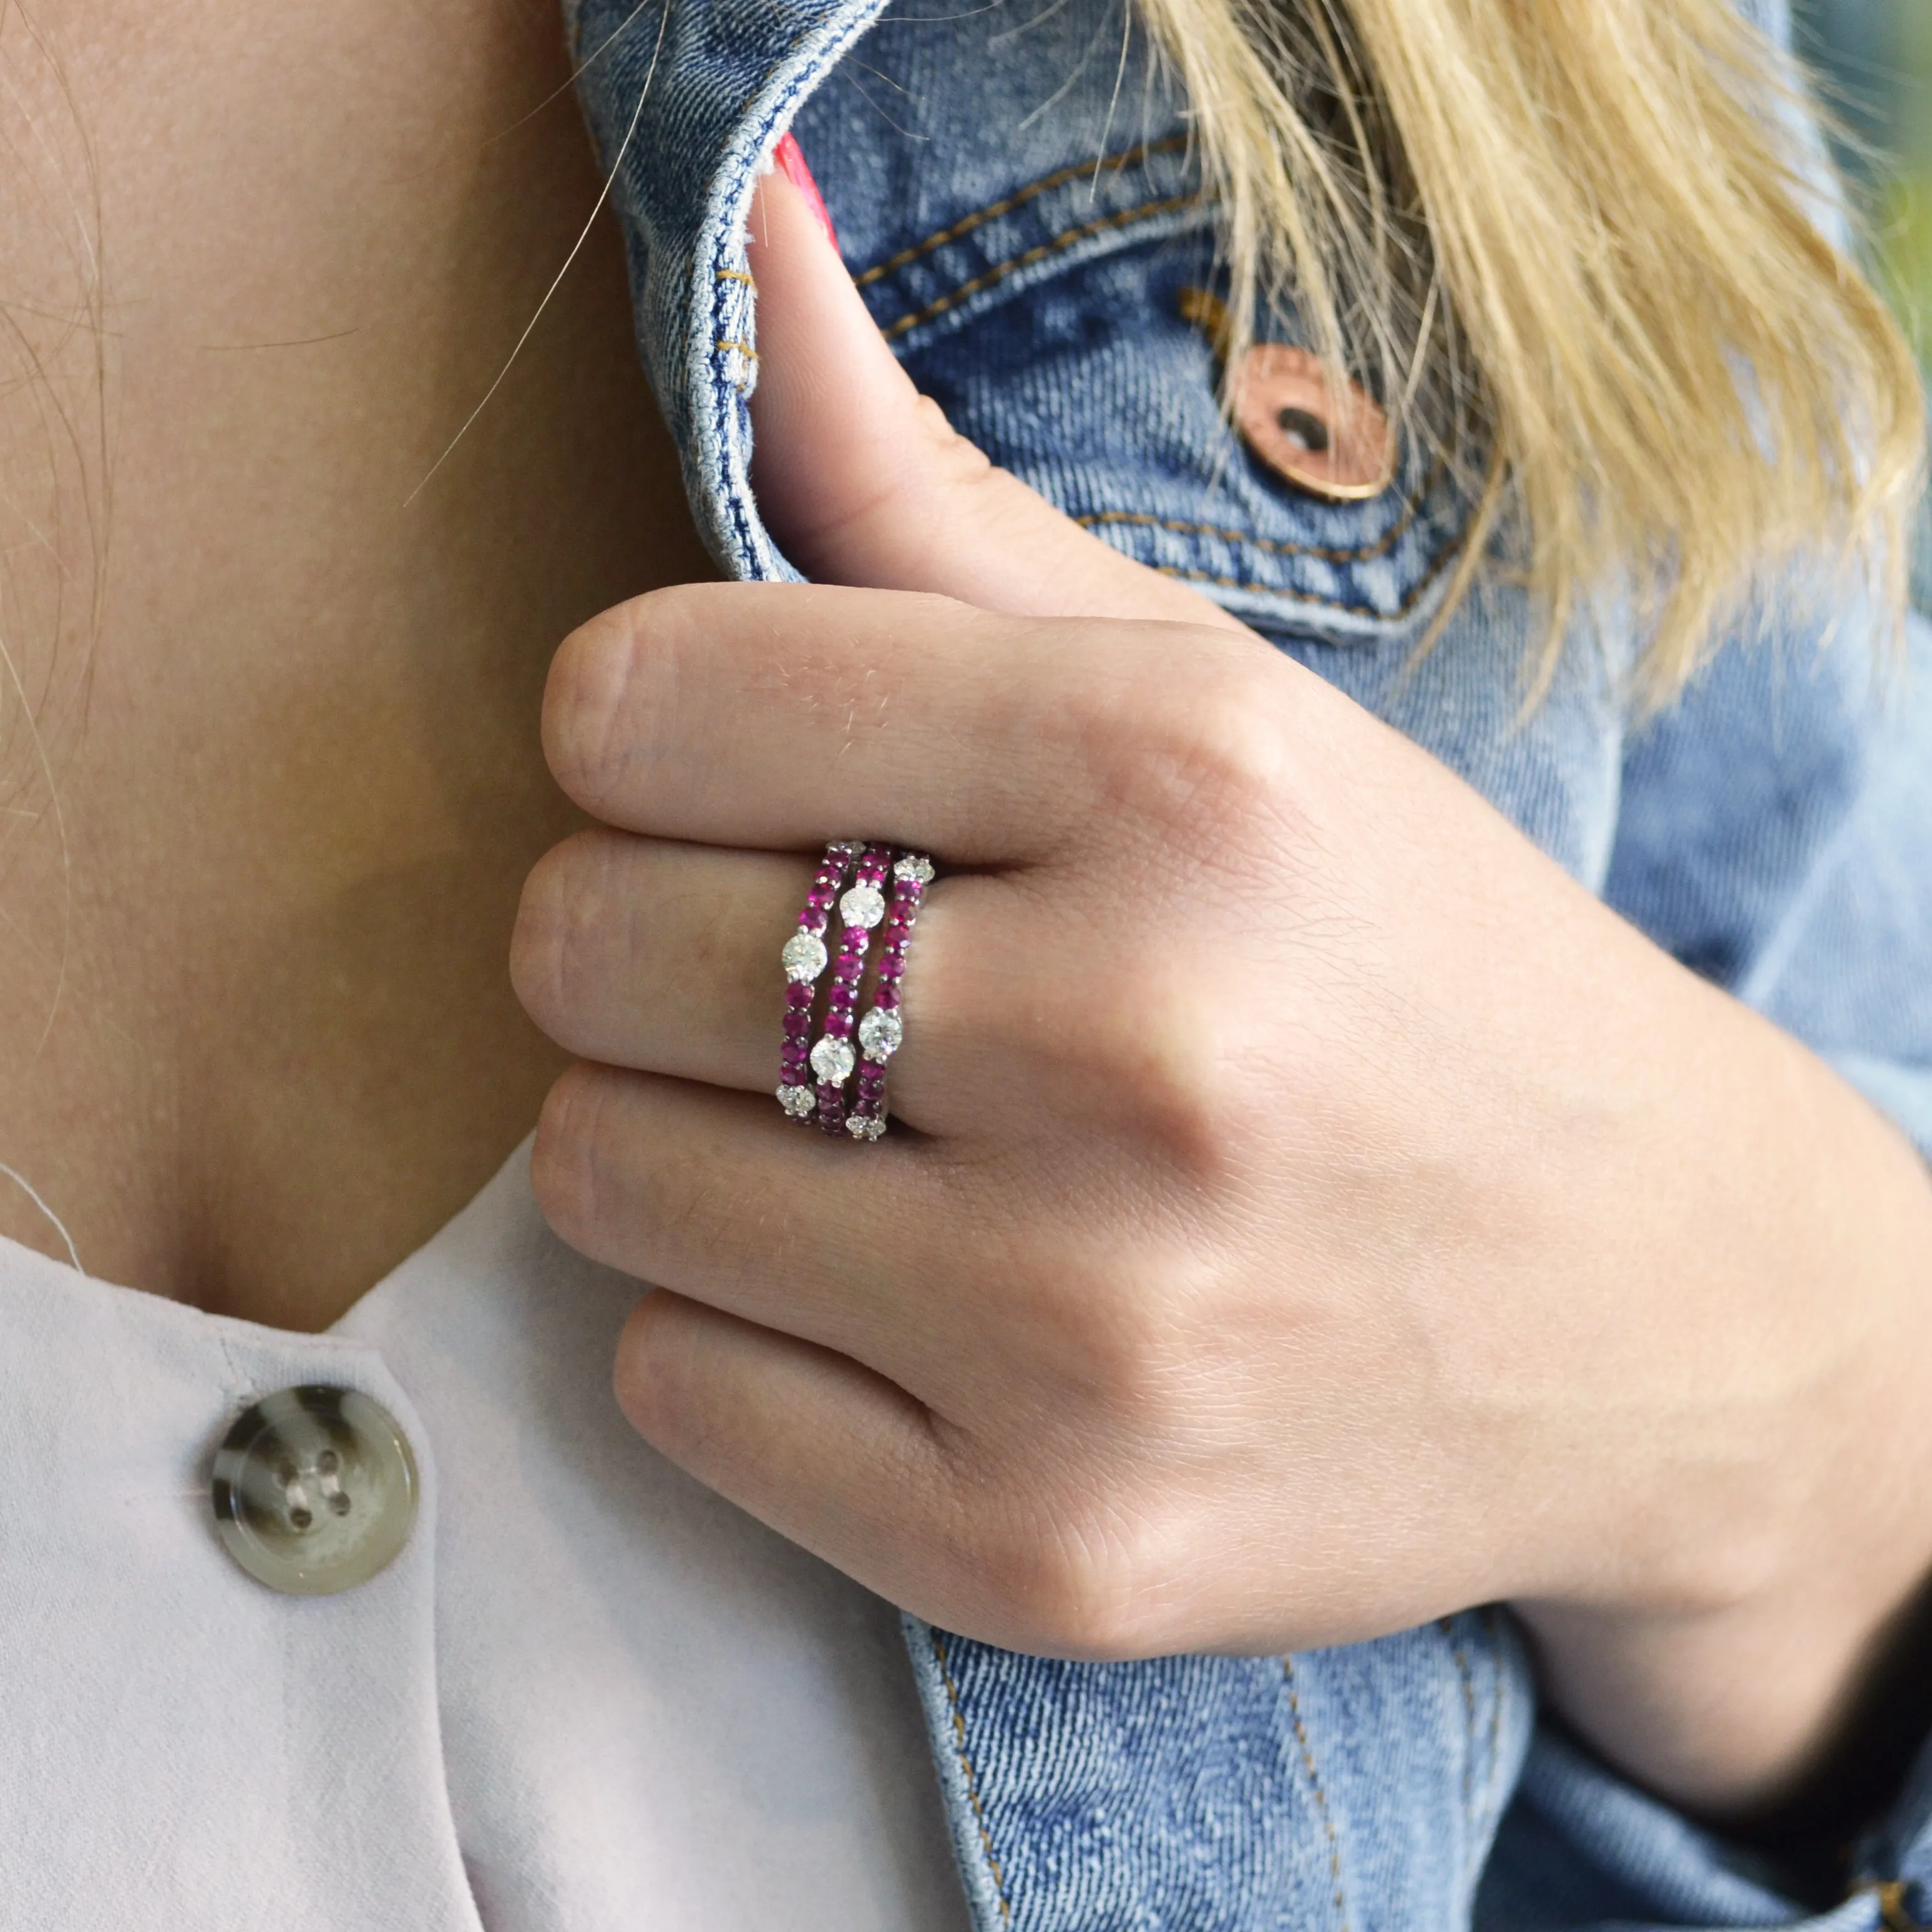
[{"left": 1231, "top": 344, "right": 1395, "bottom": 502}]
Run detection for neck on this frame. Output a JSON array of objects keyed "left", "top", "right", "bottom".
[{"left": 0, "top": 0, "right": 704, "bottom": 1327}]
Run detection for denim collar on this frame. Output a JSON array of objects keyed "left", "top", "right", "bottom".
[
  {"left": 568, "top": 0, "right": 889, "bottom": 584},
  {"left": 565, "top": 0, "right": 1482, "bottom": 645}
]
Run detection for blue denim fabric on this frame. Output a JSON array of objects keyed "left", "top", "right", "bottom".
[{"left": 567, "top": 0, "right": 1932, "bottom": 1923}]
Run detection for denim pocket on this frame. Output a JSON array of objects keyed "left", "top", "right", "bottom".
[
  {"left": 889, "top": 231, "right": 1473, "bottom": 648},
  {"left": 787, "top": 3, "right": 1472, "bottom": 650}
]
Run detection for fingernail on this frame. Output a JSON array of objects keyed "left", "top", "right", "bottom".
[{"left": 772, "top": 131, "right": 840, "bottom": 253}]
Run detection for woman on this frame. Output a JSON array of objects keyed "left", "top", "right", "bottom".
[{"left": 1, "top": 0, "right": 1928, "bottom": 1923}]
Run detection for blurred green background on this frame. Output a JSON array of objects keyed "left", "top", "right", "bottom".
[
  {"left": 1794, "top": 0, "right": 1932, "bottom": 601},
  {"left": 1793, "top": 0, "right": 1932, "bottom": 357}
]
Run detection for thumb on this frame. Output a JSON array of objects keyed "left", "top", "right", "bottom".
[{"left": 746, "top": 144, "right": 1246, "bottom": 631}]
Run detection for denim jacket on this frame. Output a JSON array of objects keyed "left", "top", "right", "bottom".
[{"left": 567, "top": 0, "right": 1932, "bottom": 1924}]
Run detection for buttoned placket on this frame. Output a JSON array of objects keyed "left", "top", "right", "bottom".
[{"left": 0, "top": 1240, "right": 482, "bottom": 1932}]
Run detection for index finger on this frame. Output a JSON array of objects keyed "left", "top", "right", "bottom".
[{"left": 541, "top": 580, "right": 1265, "bottom": 860}]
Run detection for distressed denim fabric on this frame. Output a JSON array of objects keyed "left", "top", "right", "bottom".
[{"left": 568, "top": 0, "right": 1932, "bottom": 1924}]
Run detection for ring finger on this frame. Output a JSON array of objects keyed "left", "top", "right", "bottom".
[{"left": 511, "top": 828, "right": 1001, "bottom": 1130}]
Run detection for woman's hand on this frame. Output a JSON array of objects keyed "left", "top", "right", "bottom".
[{"left": 512, "top": 169, "right": 1932, "bottom": 1819}]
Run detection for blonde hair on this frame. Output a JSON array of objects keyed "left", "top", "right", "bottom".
[{"left": 1138, "top": 0, "right": 1926, "bottom": 702}]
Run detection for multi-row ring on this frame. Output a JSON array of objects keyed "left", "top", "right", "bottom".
[{"left": 777, "top": 840, "right": 933, "bottom": 1140}]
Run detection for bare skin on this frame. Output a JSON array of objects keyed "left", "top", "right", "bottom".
[
  {"left": 0, "top": 0, "right": 708, "bottom": 1326},
  {"left": 519, "top": 174, "right": 1932, "bottom": 1841},
  {"left": 4, "top": 0, "right": 1930, "bottom": 1868}
]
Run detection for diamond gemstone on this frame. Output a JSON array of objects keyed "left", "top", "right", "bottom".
[
  {"left": 857, "top": 1008, "right": 903, "bottom": 1060},
  {"left": 838, "top": 883, "right": 886, "bottom": 930},
  {"left": 847, "top": 1114, "right": 887, "bottom": 1140},
  {"left": 780, "top": 931, "right": 828, "bottom": 982},
  {"left": 809, "top": 1036, "right": 856, "bottom": 1084},
  {"left": 776, "top": 1084, "right": 816, "bottom": 1118},
  {"left": 892, "top": 853, "right": 935, "bottom": 886}
]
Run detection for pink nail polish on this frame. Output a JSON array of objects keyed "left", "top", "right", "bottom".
[{"left": 773, "top": 131, "right": 840, "bottom": 252}]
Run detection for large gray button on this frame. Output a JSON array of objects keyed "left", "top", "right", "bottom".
[{"left": 211, "top": 1385, "right": 419, "bottom": 1596}]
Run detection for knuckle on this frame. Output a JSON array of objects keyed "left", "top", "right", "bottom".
[
  {"left": 613, "top": 1297, "right": 759, "bottom": 1488},
  {"left": 971, "top": 1493, "right": 1177, "bottom": 1658},
  {"left": 1072, "top": 968, "right": 1250, "bottom": 1179},
  {"left": 613, "top": 1291, "right": 699, "bottom": 1447},
  {"left": 1111, "top": 655, "right": 1297, "bottom": 847},
  {"left": 1609, "top": 1482, "right": 1795, "bottom": 1622},
  {"left": 509, "top": 835, "right": 609, "bottom": 1038},
  {"left": 914, "top": 1273, "right": 1216, "bottom": 1657},
  {"left": 530, "top": 1063, "right": 620, "bottom": 1254},
  {"left": 1166, "top": 674, "right": 1292, "bottom": 828},
  {"left": 1008, "top": 1239, "right": 1208, "bottom": 1431},
  {"left": 1141, "top": 1013, "right": 1250, "bottom": 1177},
  {"left": 1071, "top": 1262, "right": 1202, "bottom": 1423},
  {"left": 913, "top": 392, "right": 992, "bottom": 486},
  {"left": 543, "top": 587, "right": 703, "bottom": 815}
]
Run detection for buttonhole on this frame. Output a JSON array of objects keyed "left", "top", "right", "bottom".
[{"left": 1277, "top": 406, "right": 1329, "bottom": 455}]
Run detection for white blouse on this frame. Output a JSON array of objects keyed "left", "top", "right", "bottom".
[{"left": 0, "top": 1140, "right": 969, "bottom": 1930}]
